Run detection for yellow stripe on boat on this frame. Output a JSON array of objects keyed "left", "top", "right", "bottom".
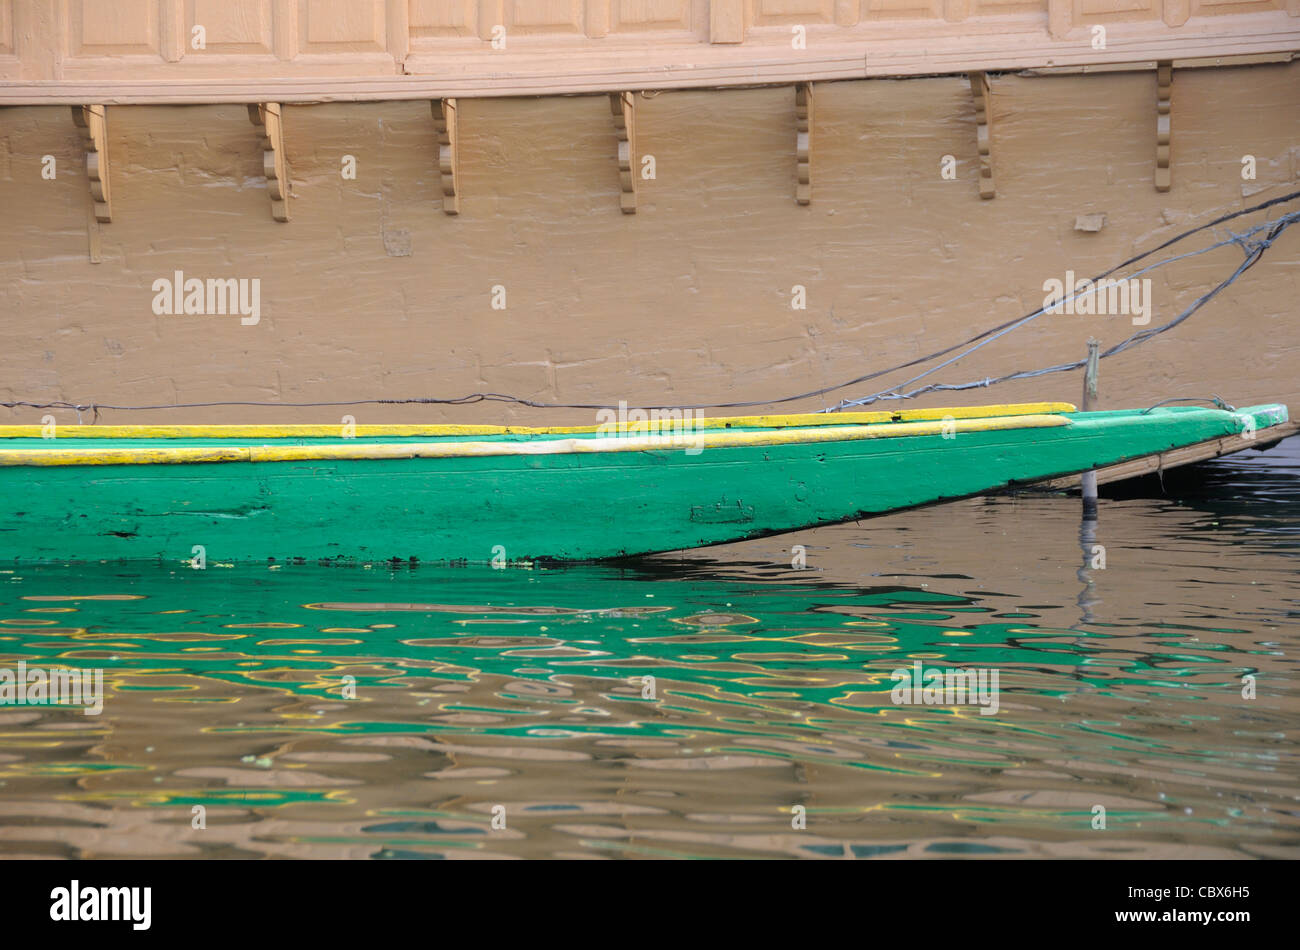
[
  {"left": 0, "top": 403, "right": 1077, "bottom": 440},
  {"left": 0, "top": 414, "right": 1070, "bottom": 466}
]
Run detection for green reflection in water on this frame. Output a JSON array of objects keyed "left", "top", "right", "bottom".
[{"left": 0, "top": 562, "right": 1261, "bottom": 718}]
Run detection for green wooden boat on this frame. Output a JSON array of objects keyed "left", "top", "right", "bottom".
[{"left": 0, "top": 401, "right": 1288, "bottom": 564}]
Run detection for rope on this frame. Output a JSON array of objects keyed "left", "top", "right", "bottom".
[
  {"left": 1140, "top": 396, "right": 1236, "bottom": 414},
  {"left": 829, "top": 209, "right": 1298, "bottom": 410}
]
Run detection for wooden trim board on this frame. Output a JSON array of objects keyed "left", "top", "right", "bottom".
[{"left": 1030, "top": 422, "right": 1299, "bottom": 491}]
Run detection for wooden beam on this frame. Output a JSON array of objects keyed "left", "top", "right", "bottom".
[
  {"left": 70, "top": 105, "right": 111, "bottom": 223},
  {"left": 1023, "top": 52, "right": 1295, "bottom": 75},
  {"left": 610, "top": 92, "right": 637, "bottom": 214},
  {"left": 247, "top": 102, "right": 290, "bottom": 222},
  {"left": 432, "top": 98, "right": 460, "bottom": 215},
  {"left": 795, "top": 83, "right": 813, "bottom": 206},
  {"left": 1155, "top": 61, "right": 1172, "bottom": 192},
  {"left": 968, "top": 72, "right": 995, "bottom": 199},
  {"left": 1032, "top": 422, "right": 1299, "bottom": 490}
]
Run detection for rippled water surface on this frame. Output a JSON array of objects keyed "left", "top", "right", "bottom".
[{"left": 1, "top": 440, "right": 1297, "bottom": 859}]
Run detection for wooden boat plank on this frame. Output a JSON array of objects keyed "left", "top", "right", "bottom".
[
  {"left": 1030, "top": 420, "right": 1299, "bottom": 491},
  {"left": 0, "top": 404, "right": 1288, "bottom": 564},
  {"left": 0, "top": 402, "right": 1078, "bottom": 441}
]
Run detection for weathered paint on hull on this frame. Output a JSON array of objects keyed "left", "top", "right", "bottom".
[{"left": 0, "top": 405, "right": 1287, "bottom": 564}]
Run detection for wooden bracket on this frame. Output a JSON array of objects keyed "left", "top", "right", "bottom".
[
  {"left": 70, "top": 105, "right": 111, "bottom": 222},
  {"left": 432, "top": 98, "right": 461, "bottom": 215},
  {"left": 795, "top": 83, "right": 813, "bottom": 205},
  {"left": 247, "top": 102, "right": 290, "bottom": 221},
  {"left": 610, "top": 92, "right": 637, "bottom": 214},
  {"left": 968, "top": 72, "right": 995, "bottom": 199},
  {"left": 1156, "top": 62, "right": 1172, "bottom": 193}
]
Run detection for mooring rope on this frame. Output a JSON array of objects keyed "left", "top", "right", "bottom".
[
  {"left": 1139, "top": 396, "right": 1236, "bottom": 414},
  {"left": 827, "top": 209, "right": 1299, "bottom": 411},
  {"left": 4, "top": 189, "right": 1298, "bottom": 420}
]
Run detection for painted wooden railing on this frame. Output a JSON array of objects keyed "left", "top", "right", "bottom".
[{"left": 0, "top": 0, "right": 1297, "bottom": 100}]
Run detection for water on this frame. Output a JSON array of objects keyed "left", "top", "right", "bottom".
[{"left": 1, "top": 439, "right": 1297, "bottom": 859}]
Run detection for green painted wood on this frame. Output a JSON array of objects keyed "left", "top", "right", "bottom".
[{"left": 0, "top": 404, "right": 1287, "bottom": 564}]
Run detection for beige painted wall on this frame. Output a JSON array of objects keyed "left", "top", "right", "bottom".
[{"left": 1, "top": 62, "right": 1297, "bottom": 426}]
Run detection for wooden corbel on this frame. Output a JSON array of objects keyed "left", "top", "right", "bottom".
[
  {"left": 795, "top": 83, "right": 813, "bottom": 206},
  {"left": 610, "top": 92, "right": 636, "bottom": 214},
  {"left": 968, "top": 72, "right": 995, "bottom": 199},
  {"left": 1155, "top": 62, "right": 1172, "bottom": 193},
  {"left": 247, "top": 103, "right": 290, "bottom": 221},
  {"left": 70, "top": 105, "right": 111, "bottom": 222},
  {"left": 432, "top": 98, "right": 460, "bottom": 215}
]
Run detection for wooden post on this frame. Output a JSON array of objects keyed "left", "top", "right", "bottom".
[
  {"left": 1077, "top": 514, "right": 1100, "bottom": 623},
  {"left": 1081, "top": 338, "right": 1100, "bottom": 518}
]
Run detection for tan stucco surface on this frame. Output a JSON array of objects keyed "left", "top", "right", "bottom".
[{"left": 1, "top": 63, "right": 1297, "bottom": 426}]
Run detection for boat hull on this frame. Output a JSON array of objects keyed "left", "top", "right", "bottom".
[{"left": 0, "top": 404, "right": 1288, "bottom": 564}]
